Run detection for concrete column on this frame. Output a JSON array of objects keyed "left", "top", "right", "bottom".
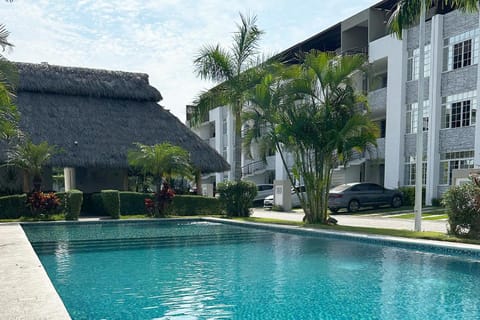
[
  {"left": 369, "top": 35, "right": 405, "bottom": 189},
  {"left": 273, "top": 179, "right": 292, "bottom": 211},
  {"left": 64, "top": 167, "right": 76, "bottom": 192},
  {"left": 426, "top": 15, "right": 443, "bottom": 205},
  {"left": 475, "top": 11, "right": 480, "bottom": 168}
]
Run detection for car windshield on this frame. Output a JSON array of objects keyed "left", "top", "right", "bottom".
[{"left": 330, "top": 184, "right": 353, "bottom": 192}]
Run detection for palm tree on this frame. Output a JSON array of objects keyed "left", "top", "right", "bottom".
[
  {"left": 127, "top": 142, "right": 193, "bottom": 193},
  {"left": 388, "top": 0, "right": 478, "bottom": 231},
  {"left": 244, "top": 51, "right": 378, "bottom": 224},
  {"left": 192, "top": 13, "right": 264, "bottom": 181},
  {"left": 8, "top": 140, "right": 59, "bottom": 192}
]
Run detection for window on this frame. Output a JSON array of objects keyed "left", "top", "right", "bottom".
[
  {"left": 441, "top": 91, "right": 477, "bottom": 129},
  {"left": 404, "top": 155, "right": 427, "bottom": 186},
  {"left": 406, "top": 101, "right": 429, "bottom": 134},
  {"left": 407, "top": 44, "right": 431, "bottom": 81},
  {"left": 443, "top": 29, "right": 479, "bottom": 71},
  {"left": 453, "top": 40, "right": 472, "bottom": 69},
  {"left": 439, "top": 150, "right": 474, "bottom": 185}
]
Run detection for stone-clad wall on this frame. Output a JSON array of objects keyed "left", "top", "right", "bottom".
[
  {"left": 439, "top": 127, "right": 476, "bottom": 152},
  {"left": 441, "top": 65, "right": 477, "bottom": 96},
  {"left": 443, "top": 10, "right": 478, "bottom": 39}
]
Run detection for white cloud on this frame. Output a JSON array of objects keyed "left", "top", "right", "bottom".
[{"left": 1, "top": 0, "right": 379, "bottom": 122}]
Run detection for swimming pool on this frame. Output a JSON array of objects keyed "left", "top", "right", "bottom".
[{"left": 23, "top": 219, "right": 480, "bottom": 319}]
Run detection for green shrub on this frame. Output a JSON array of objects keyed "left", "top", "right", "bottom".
[
  {"left": 119, "top": 192, "right": 154, "bottom": 215},
  {"left": 398, "top": 186, "right": 425, "bottom": 207},
  {"left": 442, "top": 182, "right": 480, "bottom": 239},
  {"left": 101, "top": 190, "right": 120, "bottom": 219},
  {"left": 217, "top": 181, "right": 257, "bottom": 217},
  {"left": 56, "top": 192, "right": 66, "bottom": 208},
  {"left": 169, "top": 195, "right": 222, "bottom": 216},
  {"left": 64, "top": 189, "right": 83, "bottom": 220},
  {"left": 0, "top": 194, "right": 28, "bottom": 219}
]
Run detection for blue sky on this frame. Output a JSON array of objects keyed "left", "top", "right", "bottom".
[{"left": 2, "top": 0, "right": 380, "bottom": 122}]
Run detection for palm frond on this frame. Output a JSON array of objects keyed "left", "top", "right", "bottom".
[
  {"left": 232, "top": 13, "right": 264, "bottom": 71},
  {"left": 194, "top": 44, "right": 234, "bottom": 82}
]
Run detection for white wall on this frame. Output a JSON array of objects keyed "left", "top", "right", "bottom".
[{"left": 369, "top": 35, "right": 405, "bottom": 189}]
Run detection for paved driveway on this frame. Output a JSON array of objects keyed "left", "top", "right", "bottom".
[{"left": 251, "top": 208, "right": 448, "bottom": 233}]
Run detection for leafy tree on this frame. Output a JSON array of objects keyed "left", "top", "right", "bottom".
[
  {"left": 192, "top": 13, "right": 264, "bottom": 181},
  {"left": 8, "top": 140, "right": 59, "bottom": 192},
  {"left": 0, "top": 22, "right": 19, "bottom": 140},
  {"left": 244, "top": 51, "right": 378, "bottom": 224},
  {"left": 127, "top": 142, "right": 193, "bottom": 193}
]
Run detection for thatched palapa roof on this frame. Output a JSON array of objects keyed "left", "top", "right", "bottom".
[{"left": 4, "top": 62, "right": 229, "bottom": 173}]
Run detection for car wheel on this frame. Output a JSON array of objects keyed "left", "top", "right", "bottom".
[
  {"left": 347, "top": 200, "right": 360, "bottom": 213},
  {"left": 329, "top": 208, "right": 339, "bottom": 214},
  {"left": 391, "top": 195, "right": 402, "bottom": 208}
]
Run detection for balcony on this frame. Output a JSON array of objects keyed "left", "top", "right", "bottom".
[{"left": 242, "top": 160, "right": 267, "bottom": 176}]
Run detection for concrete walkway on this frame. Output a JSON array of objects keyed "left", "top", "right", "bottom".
[
  {"left": 252, "top": 208, "right": 449, "bottom": 233},
  {"left": 0, "top": 223, "right": 71, "bottom": 319}
]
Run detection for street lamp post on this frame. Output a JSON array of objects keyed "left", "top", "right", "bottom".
[{"left": 414, "top": 4, "right": 426, "bottom": 232}]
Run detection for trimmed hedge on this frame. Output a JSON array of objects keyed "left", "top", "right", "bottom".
[
  {"left": 65, "top": 189, "right": 83, "bottom": 220},
  {"left": 0, "top": 194, "right": 28, "bottom": 219},
  {"left": 117, "top": 192, "right": 221, "bottom": 216},
  {"left": 169, "top": 195, "right": 222, "bottom": 216},
  {"left": 101, "top": 190, "right": 120, "bottom": 219},
  {"left": 120, "top": 192, "right": 154, "bottom": 215}
]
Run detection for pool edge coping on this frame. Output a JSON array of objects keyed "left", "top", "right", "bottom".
[
  {"left": 0, "top": 222, "right": 71, "bottom": 320},
  {"left": 202, "top": 217, "right": 480, "bottom": 257}
]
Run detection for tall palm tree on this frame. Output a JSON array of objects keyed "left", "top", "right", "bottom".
[
  {"left": 244, "top": 51, "right": 378, "bottom": 224},
  {"left": 127, "top": 142, "right": 193, "bottom": 192},
  {"left": 388, "top": 0, "right": 478, "bottom": 231},
  {"left": 192, "top": 13, "right": 264, "bottom": 181}
]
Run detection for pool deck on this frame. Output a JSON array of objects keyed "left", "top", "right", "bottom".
[
  {"left": 0, "top": 223, "right": 71, "bottom": 320},
  {"left": 0, "top": 213, "right": 474, "bottom": 319}
]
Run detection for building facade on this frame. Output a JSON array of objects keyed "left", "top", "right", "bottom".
[{"left": 188, "top": 1, "right": 480, "bottom": 204}]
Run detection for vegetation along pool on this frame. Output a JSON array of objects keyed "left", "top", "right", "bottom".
[{"left": 23, "top": 220, "right": 480, "bottom": 319}]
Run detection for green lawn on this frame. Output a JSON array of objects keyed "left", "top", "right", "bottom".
[
  {"left": 234, "top": 216, "right": 480, "bottom": 245},
  {"left": 389, "top": 208, "right": 448, "bottom": 220}
]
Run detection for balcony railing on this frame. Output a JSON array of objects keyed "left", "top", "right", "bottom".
[{"left": 242, "top": 160, "right": 267, "bottom": 176}]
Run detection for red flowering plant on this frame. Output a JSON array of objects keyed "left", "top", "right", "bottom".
[
  {"left": 145, "top": 181, "right": 175, "bottom": 217},
  {"left": 27, "top": 192, "right": 61, "bottom": 218},
  {"left": 144, "top": 198, "right": 155, "bottom": 216}
]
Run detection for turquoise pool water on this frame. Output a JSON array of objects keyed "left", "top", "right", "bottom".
[{"left": 23, "top": 220, "right": 480, "bottom": 319}]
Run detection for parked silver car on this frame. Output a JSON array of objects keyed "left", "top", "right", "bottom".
[
  {"left": 253, "top": 184, "right": 274, "bottom": 203},
  {"left": 263, "top": 186, "right": 306, "bottom": 209},
  {"left": 328, "top": 182, "right": 403, "bottom": 213}
]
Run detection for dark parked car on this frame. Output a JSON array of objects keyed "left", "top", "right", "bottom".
[{"left": 328, "top": 182, "right": 403, "bottom": 213}]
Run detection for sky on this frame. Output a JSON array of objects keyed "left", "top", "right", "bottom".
[{"left": 2, "top": 0, "right": 380, "bottom": 123}]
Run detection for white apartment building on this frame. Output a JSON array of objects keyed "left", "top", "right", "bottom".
[{"left": 188, "top": 0, "right": 480, "bottom": 204}]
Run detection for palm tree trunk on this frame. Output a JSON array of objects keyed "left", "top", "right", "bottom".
[
  {"left": 233, "top": 109, "right": 243, "bottom": 181},
  {"left": 22, "top": 170, "right": 30, "bottom": 193}
]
